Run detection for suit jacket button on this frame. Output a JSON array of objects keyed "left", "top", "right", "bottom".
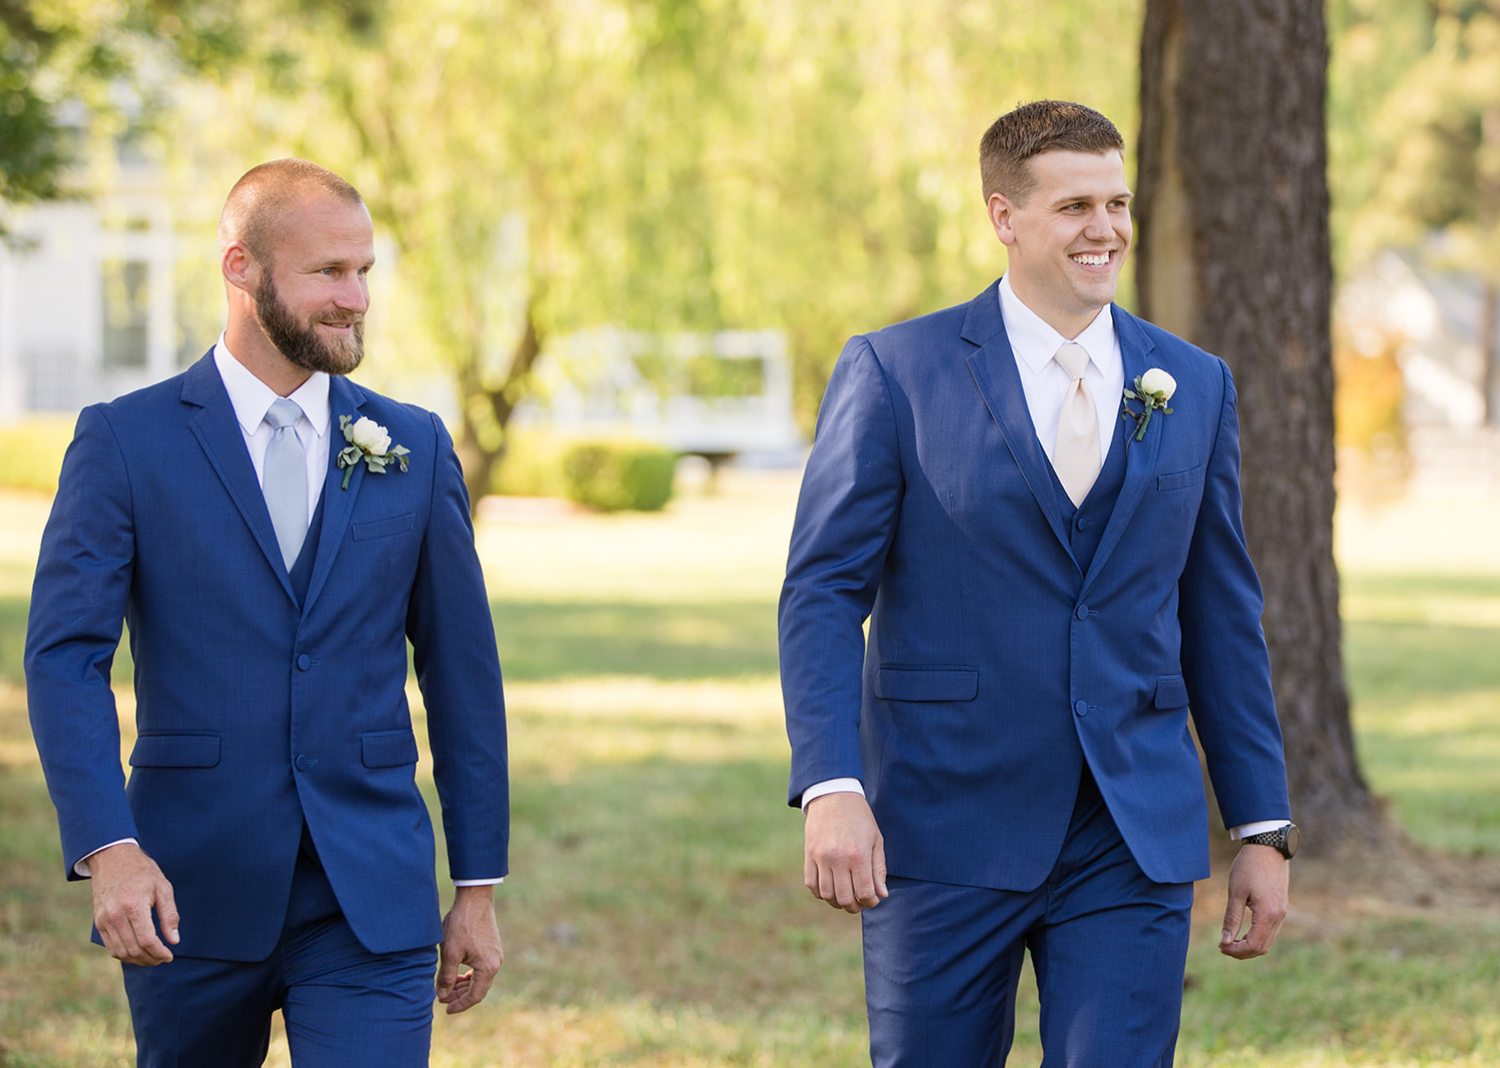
[
  {"left": 297, "top": 654, "right": 311, "bottom": 671},
  {"left": 1075, "top": 604, "right": 1089, "bottom": 621},
  {"left": 294, "top": 754, "right": 310, "bottom": 771},
  {"left": 1074, "top": 700, "right": 1088, "bottom": 717}
]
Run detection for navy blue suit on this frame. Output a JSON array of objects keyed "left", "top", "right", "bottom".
[
  {"left": 26, "top": 353, "right": 508, "bottom": 1059},
  {"left": 779, "top": 282, "right": 1289, "bottom": 1064}
]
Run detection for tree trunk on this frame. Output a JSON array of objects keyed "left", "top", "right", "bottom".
[
  {"left": 1137, "top": 0, "right": 1384, "bottom": 851},
  {"left": 456, "top": 303, "right": 543, "bottom": 516}
]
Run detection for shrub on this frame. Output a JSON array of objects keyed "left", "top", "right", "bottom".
[
  {"left": 488, "top": 428, "right": 575, "bottom": 499},
  {"left": 0, "top": 416, "right": 77, "bottom": 493},
  {"left": 561, "top": 439, "right": 676, "bottom": 512}
]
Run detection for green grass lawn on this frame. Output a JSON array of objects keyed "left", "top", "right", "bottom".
[{"left": 2, "top": 479, "right": 1498, "bottom": 1066}]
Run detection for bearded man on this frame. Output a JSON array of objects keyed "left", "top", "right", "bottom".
[{"left": 25, "top": 159, "right": 509, "bottom": 1066}]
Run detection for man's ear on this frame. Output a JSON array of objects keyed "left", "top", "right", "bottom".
[
  {"left": 988, "top": 193, "right": 1017, "bottom": 247},
  {"left": 221, "top": 240, "right": 258, "bottom": 294}
]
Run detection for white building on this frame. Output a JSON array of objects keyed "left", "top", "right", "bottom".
[{"left": 0, "top": 154, "right": 197, "bottom": 420}]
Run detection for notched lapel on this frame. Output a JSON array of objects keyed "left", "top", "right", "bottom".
[
  {"left": 1080, "top": 310, "right": 1163, "bottom": 597},
  {"left": 961, "top": 286, "right": 1078, "bottom": 568},
  {"left": 182, "top": 355, "right": 300, "bottom": 607},
  {"left": 301, "top": 377, "right": 368, "bottom": 615}
]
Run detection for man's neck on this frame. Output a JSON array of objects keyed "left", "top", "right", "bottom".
[
  {"left": 223, "top": 322, "right": 314, "bottom": 398},
  {"left": 1005, "top": 280, "right": 1107, "bottom": 341}
]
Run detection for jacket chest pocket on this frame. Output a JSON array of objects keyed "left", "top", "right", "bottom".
[{"left": 351, "top": 512, "right": 416, "bottom": 541}]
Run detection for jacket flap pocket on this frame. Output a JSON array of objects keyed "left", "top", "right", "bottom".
[
  {"left": 129, "top": 733, "right": 221, "bottom": 768},
  {"left": 362, "top": 729, "right": 419, "bottom": 768},
  {"left": 1154, "top": 674, "right": 1190, "bottom": 710},
  {"left": 1157, "top": 466, "right": 1205, "bottom": 492},
  {"left": 352, "top": 512, "right": 416, "bottom": 541},
  {"left": 875, "top": 667, "right": 979, "bottom": 702}
]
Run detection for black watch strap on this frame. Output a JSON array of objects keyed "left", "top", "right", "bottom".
[{"left": 1240, "top": 823, "right": 1298, "bottom": 860}]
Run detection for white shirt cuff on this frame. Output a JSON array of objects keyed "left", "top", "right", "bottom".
[
  {"left": 452, "top": 877, "right": 505, "bottom": 886},
  {"left": 1228, "top": 820, "right": 1292, "bottom": 840},
  {"left": 800, "top": 778, "right": 866, "bottom": 811},
  {"left": 75, "top": 838, "right": 139, "bottom": 878}
]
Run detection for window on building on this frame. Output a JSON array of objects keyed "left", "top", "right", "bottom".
[{"left": 102, "top": 258, "right": 149, "bottom": 368}]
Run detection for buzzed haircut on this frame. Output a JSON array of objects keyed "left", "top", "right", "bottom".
[
  {"left": 979, "top": 101, "right": 1125, "bottom": 205},
  {"left": 219, "top": 159, "right": 364, "bottom": 267}
]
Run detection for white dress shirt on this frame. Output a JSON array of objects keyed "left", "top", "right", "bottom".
[
  {"left": 82, "top": 338, "right": 504, "bottom": 884},
  {"left": 801, "top": 282, "right": 1287, "bottom": 842},
  {"left": 214, "top": 337, "right": 331, "bottom": 513}
]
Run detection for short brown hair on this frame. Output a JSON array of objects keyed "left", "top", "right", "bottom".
[
  {"left": 218, "top": 159, "right": 364, "bottom": 267},
  {"left": 979, "top": 101, "right": 1124, "bottom": 204}
]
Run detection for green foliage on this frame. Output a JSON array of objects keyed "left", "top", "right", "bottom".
[
  {"left": 0, "top": 416, "right": 75, "bottom": 493},
  {"left": 1330, "top": 0, "right": 1500, "bottom": 273},
  {"left": 0, "top": 1, "right": 259, "bottom": 232},
  {"left": 487, "top": 428, "right": 574, "bottom": 499},
  {"left": 152, "top": 0, "right": 1145, "bottom": 446},
  {"left": 561, "top": 440, "right": 676, "bottom": 513}
]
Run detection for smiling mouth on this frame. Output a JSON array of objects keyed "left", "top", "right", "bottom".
[{"left": 1071, "top": 252, "right": 1112, "bottom": 267}]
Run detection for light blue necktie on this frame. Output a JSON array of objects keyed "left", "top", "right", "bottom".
[{"left": 263, "top": 398, "right": 308, "bottom": 569}]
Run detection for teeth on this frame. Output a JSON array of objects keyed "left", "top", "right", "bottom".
[{"left": 1072, "top": 253, "right": 1109, "bottom": 266}]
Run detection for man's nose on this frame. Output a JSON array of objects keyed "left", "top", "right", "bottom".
[
  {"left": 1083, "top": 205, "right": 1114, "bottom": 239},
  {"left": 335, "top": 275, "right": 370, "bottom": 314}
]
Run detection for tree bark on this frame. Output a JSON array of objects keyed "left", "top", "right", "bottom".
[
  {"left": 456, "top": 302, "right": 543, "bottom": 516},
  {"left": 1137, "top": 0, "right": 1384, "bottom": 851}
]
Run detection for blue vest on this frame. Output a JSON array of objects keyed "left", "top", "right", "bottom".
[
  {"left": 288, "top": 491, "right": 327, "bottom": 606},
  {"left": 1047, "top": 414, "right": 1129, "bottom": 576}
]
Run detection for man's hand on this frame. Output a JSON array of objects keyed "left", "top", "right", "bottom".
[
  {"left": 804, "top": 792, "right": 888, "bottom": 914},
  {"left": 1219, "top": 843, "right": 1289, "bottom": 959},
  {"left": 436, "top": 885, "right": 504, "bottom": 1014},
  {"left": 88, "top": 843, "right": 179, "bottom": 966}
]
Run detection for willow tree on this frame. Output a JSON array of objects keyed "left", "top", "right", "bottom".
[{"left": 1136, "top": 0, "right": 1384, "bottom": 850}]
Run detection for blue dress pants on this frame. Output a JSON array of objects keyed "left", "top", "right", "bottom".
[
  {"left": 121, "top": 829, "right": 438, "bottom": 1068},
  {"left": 861, "top": 768, "right": 1194, "bottom": 1067}
]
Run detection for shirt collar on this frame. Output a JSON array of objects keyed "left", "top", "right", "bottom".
[
  {"left": 997, "top": 273, "right": 1118, "bottom": 374},
  {"left": 212, "top": 334, "right": 331, "bottom": 438}
]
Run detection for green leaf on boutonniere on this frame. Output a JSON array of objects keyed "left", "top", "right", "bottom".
[
  {"left": 336, "top": 415, "right": 412, "bottom": 489},
  {"left": 1120, "top": 369, "right": 1177, "bottom": 443}
]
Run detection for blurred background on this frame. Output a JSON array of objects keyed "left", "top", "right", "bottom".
[{"left": 2, "top": 1, "right": 1499, "bottom": 1065}]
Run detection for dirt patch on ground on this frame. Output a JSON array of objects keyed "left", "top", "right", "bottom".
[{"left": 1193, "top": 831, "right": 1500, "bottom": 936}]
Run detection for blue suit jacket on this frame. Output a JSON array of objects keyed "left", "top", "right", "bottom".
[
  {"left": 25, "top": 352, "right": 509, "bottom": 961},
  {"left": 779, "top": 281, "right": 1290, "bottom": 888}
]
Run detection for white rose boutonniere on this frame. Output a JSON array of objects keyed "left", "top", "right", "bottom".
[
  {"left": 337, "top": 415, "right": 410, "bottom": 489},
  {"left": 1121, "top": 368, "right": 1177, "bottom": 443}
]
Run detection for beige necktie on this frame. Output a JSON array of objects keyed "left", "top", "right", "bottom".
[{"left": 1053, "top": 342, "right": 1100, "bottom": 507}]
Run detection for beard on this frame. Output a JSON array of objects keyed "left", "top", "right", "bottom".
[{"left": 253, "top": 272, "right": 364, "bottom": 376}]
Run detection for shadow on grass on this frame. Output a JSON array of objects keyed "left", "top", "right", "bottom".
[
  {"left": 1344, "top": 618, "right": 1500, "bottom": 705},
  {"left": 0, "top": 598, "right": 778, "bottom": 687},
  {"left": 492, "top": 599, "right": 778, "bottom": 681},
  {"left": 1342, "top": 572, "right": 1500, "bottom": 600}
]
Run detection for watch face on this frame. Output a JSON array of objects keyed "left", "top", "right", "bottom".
[{"left": 1283, "top": 824, "right": 1299, "bottom": 859}]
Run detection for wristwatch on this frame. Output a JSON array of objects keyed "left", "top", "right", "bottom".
[{"left": 1240, "top": 823, "right": 1298, "bottom": 860}]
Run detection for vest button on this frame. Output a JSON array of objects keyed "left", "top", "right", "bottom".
[
  {"left": 297, "top": 654, "right": 311, "bottom": 671},
  {"left": 1074, "top": 700, "right": 1088, "bottom": 717},
  {"left": 1075, "top": 515, "right": 1089, "bottom": 531}
]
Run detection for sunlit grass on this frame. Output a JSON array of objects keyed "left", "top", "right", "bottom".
[{"left": 3, "top": 481, "right": 1500, "bottom": 1065}]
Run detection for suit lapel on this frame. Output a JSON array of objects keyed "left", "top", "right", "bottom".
[
  {"left": 182, "top": 353, "right": 300, "bottom": 607},
  {"left": 962, "top": 284, "right": 1078, "bottom": 568},
  {"left": 301, "top": 376, "right": 367, "bottom": 616},
  {"left": 1079, "top": 308, "right": 1163, "bottom": 599}
]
